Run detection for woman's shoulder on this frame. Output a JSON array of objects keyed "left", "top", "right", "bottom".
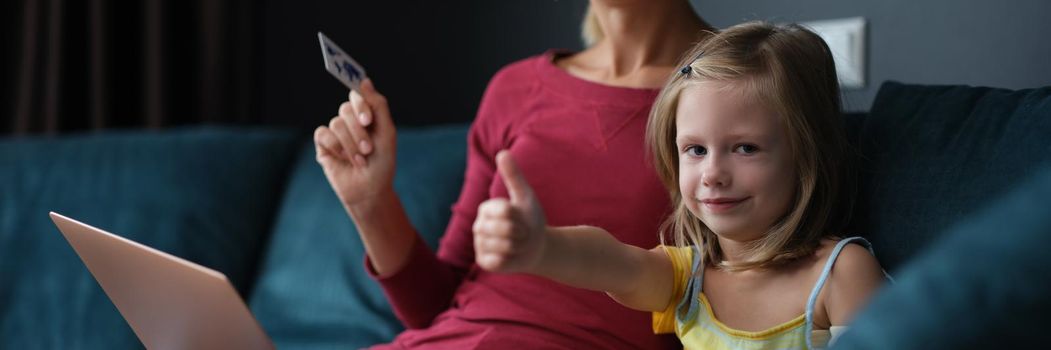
[
  {"left": 475, "top": 51, "right": 555, "bottom": 112},
  {"left": 472, "top": 51, "right": 560, "bottom": 128},
  {"left": 487, "top": 50, "right": 559, "bottom": 88}
]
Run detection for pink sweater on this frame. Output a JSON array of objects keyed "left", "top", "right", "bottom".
[{"left": 367, "top": 51, "right": 679, "bottom": 349}]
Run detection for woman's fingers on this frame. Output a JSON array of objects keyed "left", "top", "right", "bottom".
[
  {"left": 328, "top": 116, "right": 362, "bottom": 167},
  {"left": 314, "top": 126, "right": 343, "bottom": 161},
  {"left": 343, "top": 98, "right": 373, "bottom": 155},
  {"left": 358, "top": 79, "right": 393, "bottom": 130},
  {"left": 349, "top": 90, "right": 373, "bottom": 127}
]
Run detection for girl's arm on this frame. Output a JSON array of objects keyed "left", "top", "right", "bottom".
[
  {"left": 539, "top": 225, "right": 676, "bottom": 312},
  {"left": 472, "top": 151, "right": 675, "bottom": 312}
]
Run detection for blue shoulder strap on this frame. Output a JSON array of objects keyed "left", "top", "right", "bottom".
[
  {"left": 676, "top": 238, "right": 890, "bottom": 347},
  {"left": 675, "top": 246, "right": 704, "bottom": 332},
  {"left": 804, "top": 236, "right": 881, "bottom": 349}
]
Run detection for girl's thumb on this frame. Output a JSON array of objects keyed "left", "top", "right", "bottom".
[{"left": 496, "top": 150, "right": 533, "bottom": 205}]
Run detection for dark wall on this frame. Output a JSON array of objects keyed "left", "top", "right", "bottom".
[
  {"left": 693, "top": 0, "right": 1051, "bottom": 111},
  {"left": 259, "top": 0, "right": 589, "bottom": 130},
  {"left": 262, "top": 0, "right": 1051, "bottom": 128},
  {"left": 6, "top": 1, "right": 1049, "bottom": 132}
]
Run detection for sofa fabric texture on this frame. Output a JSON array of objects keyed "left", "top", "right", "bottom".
[{"left": 848, "top": 81, "right": 1051, "bottom": 272}]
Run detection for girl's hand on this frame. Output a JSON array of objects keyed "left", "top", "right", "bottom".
[
  {"left": 473, "top": 151, "right": 548, "bottom": 273},
  {"left": 314, "top": 79, "right": 398, "bottom": 211}
]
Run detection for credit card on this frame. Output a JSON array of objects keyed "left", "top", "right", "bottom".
[{"left": 318, "top": 31, "right": 368, "bottom": 92}]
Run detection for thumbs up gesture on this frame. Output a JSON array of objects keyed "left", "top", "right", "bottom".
[{"left": 472, "top": 150, "right": 548, "bottom": 273}]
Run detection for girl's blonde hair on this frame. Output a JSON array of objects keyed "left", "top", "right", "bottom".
[{"left": 647, "top": 21, "right": 856, "bottom": 271}]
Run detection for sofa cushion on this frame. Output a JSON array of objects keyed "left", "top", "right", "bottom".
[
  {"left": 849, "top": 81, "right": 1051, "bottom": 272},
  {"left": 832, "top": 166, "right": 1051, "bottom": 349},
  {"left": 249, "top": 124, "right": 468, "bottom": 349},
  {"left": 0, "top": 127, "right": 300, "bottom": 349}
]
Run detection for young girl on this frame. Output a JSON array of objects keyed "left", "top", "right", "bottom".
[{"left": 472, "top": 22, "right": 886, "bottom": 349}]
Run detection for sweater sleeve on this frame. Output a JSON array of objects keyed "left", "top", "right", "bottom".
[
  {"left": 363, "top": 63, "right": 518, "bottom": 329},
  {"left": 363, "top": 234, "right": 463, "bottom": 329}
]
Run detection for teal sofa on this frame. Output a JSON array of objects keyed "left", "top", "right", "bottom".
[{"left": 1, "top": 81, "right": 1048, "bottom": 349}]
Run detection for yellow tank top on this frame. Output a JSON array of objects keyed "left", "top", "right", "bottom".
[{"left": 652, "top": 237, "right": 876, "bottom": 350}]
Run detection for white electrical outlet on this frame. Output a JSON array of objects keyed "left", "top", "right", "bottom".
[{"left": 801, "top": 17, "right": 866, "bottom": 89}]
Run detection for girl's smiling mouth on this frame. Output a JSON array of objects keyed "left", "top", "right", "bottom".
[{"left": 699, "top": 197, "right": 749, "bottom": 213}]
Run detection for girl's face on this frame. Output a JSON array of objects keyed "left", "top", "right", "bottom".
[{"left": 675, "top": 82, "right": 797, "bottom": 243}]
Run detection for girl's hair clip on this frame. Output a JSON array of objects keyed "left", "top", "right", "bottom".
[{"left": 681, "top": 51, "right": 704, "bottom": 76}]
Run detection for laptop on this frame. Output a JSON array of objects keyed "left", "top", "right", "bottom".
[{"left": 49, "top": 212, "right": 274, "bottom": 350}]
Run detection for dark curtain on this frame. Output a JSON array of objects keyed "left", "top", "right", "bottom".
[{"left": 3, "top": 0, "right": 260, "bottom": 136}]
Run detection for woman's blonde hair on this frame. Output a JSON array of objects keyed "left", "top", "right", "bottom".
[
  {"left": 647, "top": 21, "right": 856, "bottom": 271},
  {"left": 581, "top": 5, "right": 603, "bottom": 46}
]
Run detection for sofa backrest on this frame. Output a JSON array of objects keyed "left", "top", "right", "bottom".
[
  {"left": 0, "top": 127, "right": 300, "bottom": 349},
  {"left": 846, "top": 81, "right": 1051, "bottom": 272}
]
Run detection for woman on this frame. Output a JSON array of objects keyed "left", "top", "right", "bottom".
[{"left": 313, "top": 1, "right": 715, "bottom": 348}]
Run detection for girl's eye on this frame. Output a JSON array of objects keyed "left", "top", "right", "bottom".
[
  {"left": 686, "top": 145, "right": 707, "bottom": 156},
  {"left": 735, "top": 144, "right": 759, "bottom": 154}
]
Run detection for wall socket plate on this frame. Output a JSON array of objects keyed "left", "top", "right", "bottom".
[{"left": 801, "top": 17, "right": 867, "bottom": 89}]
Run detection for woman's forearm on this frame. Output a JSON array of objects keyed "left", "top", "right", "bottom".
[{"left": 345, "top": 187, "right": 418, "bottom": 277}]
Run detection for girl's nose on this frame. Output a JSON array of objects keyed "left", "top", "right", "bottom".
[{"left": 701, "top": 157, "right": 730, "bottom": 188}]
